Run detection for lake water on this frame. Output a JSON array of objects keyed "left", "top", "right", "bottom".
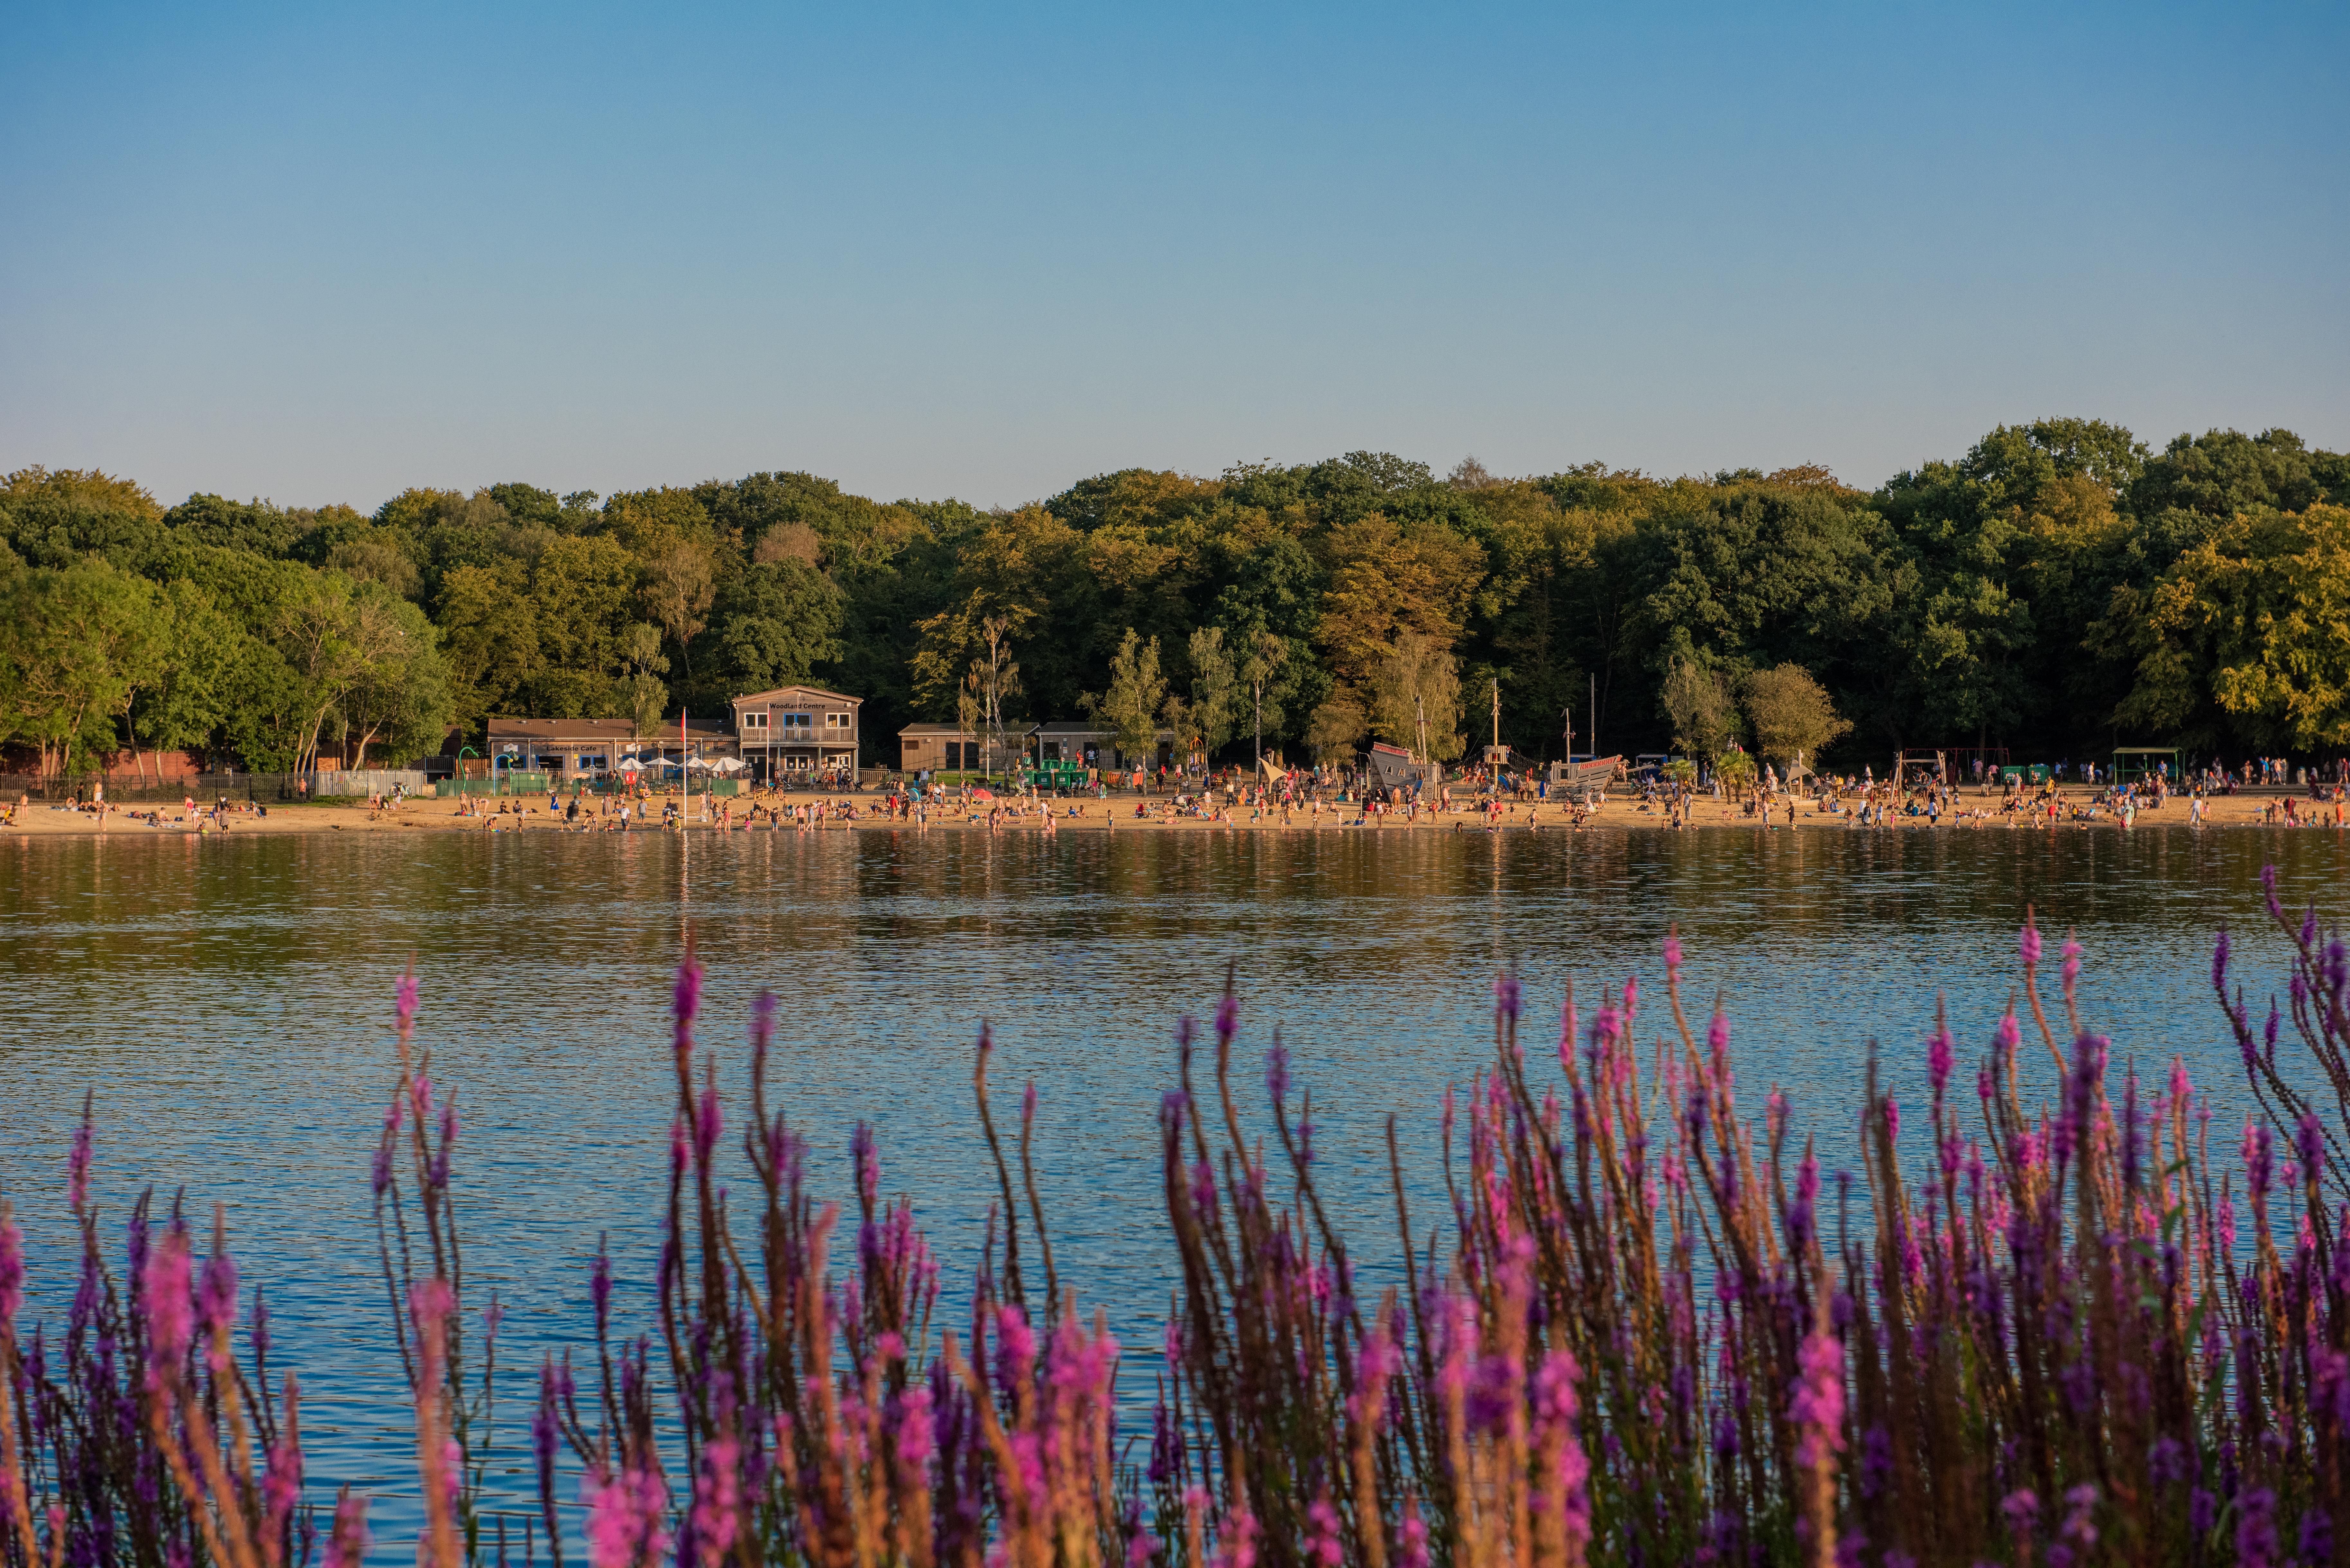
[{"left": 2, "top": 824, "right": 2342, "bottom": 1542}]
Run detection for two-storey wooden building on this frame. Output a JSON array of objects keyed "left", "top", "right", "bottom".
[{"left": 731, "top": 685, "right": 862, "bottom": 780}]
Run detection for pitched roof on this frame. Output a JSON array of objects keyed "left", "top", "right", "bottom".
[
  {"left": 486, "top": 716, "right": 731, "bottom": 742},
  {"left": 731, "top": 685, "right": 861, "bottom": 707}
]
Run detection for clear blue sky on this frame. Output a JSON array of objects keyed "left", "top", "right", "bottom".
[{"left": 3, "top": 1, "right": 2344, "bottom": 512}]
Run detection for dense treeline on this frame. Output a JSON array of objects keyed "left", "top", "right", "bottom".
[{"left": 3, "top": 419, "right": 2346, "bottom": 779}]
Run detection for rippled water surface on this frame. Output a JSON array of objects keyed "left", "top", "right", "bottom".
[{"left": 2, "top": 824, "right": 2342, "bottom": 1537}]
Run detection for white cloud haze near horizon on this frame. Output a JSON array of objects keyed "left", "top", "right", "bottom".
[{"left": 3, "top": 1, "right": 2345, "bottom": 513}]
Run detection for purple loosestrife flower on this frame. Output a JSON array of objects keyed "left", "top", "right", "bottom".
[
  {"left": 1784, "top": 1151, "right": 1819, "bottom": 1255},
  {"left": 2244, "top": 1121, "right": 2274, "bottom": 1202},
  {"left": 583, "top": 1465, "right": 671, "bottom": 1568},
  {"left": 2214, "top": 927, "right": 2231, "bottom": 988},
  {"left": 197, "top": 1240, "right": 238, "bottom": 1368},
  {"left": 895, "top": 1382, "right": 935, "bottom": 1469},
  {"left": 0, "top": 1206, "right": 21, "bottom": 1329},
  {"left": 1929, "top": 1025, "right": 1952, "bottom": 1100},
  {"left": 749, "top": 988, "right": 776, "bottom": 1073},
  {"left": 397, "top": 971, "right": 419, "bottom": 1034},
  {"left": 1858, "top": 1426, "right": 1892, "bottom": 1501},
  {"left": 263, "top": 1386, "right": 304, "bottom": 1531},
  {"left": 690, "top": 1434, "right": 741, "bottom": 1568},
  {"left": 2061, "top": 935, "right": 2081, "bottom": 992},
  {"left": 2020, "top": 921, "right": 2043, "bottom": 967},
  {"left": 1265, "top": 1044, "right": 1288, "bottom": 1107},
  {"left": 1214, "top": 992, "right": 1238, "bottom": 1046},
  {"left": 1398, "top": 1496, "right": 1430, "bottom": 1568},
  {"left": 994, "top": 1304, "right": 1036, "bottom": 1391},
  {"left": 849, "top": 1122, "right": 877, "bottom": 1209},
  {"left": 2236, "top": 1486, "right": 2279, "bottom": 1568},
  {"left": 142, "top": 1223, "right": 193, "bottom": 1383},
  {"left": 1790, "top": 1330, "right": 1845, "bottom": 1470},
  {"left": 1532, "top": 1348, "right": 1592, "bottom": 1550},
  {"left": 590, "top": 1240, "right": 613, "bottom": 1338},
  {"left": 430, "top": 1098, "right": 457, "bottom": 1192},
  {"left": 410, "top": 1277, "right": 453, "bottom": 1367},
  {"left": 2301, "top": 1508, "right": 2334, "bottom": 1565},
  {"left": 2298, "top": 1111, "right": 2325, "bottom": 1185},
  {"left": 1494, "top": 970, "right": 1522, "bottom": 1022},
  {"left": 1304, "top": 1494, "right": 1344, "bottom": 1568},
  {"left": 68, "top": 1100, "right": 92, "bottom": 1212},
  {"left": 672, "top": 955, "right": 703, "bottom": 1057},
  {"left": 1664, "top": 930, "right": 1683, "bottom": 971},
  {"left": 323, "top": 1493, "right": 370, "bottom": 1568}
]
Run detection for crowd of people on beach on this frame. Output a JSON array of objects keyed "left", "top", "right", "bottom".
[{"left": 10, "top": 748, "right": 2350, "bottom": 837}]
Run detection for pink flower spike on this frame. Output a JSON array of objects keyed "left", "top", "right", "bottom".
[
  {"left": 142, "top": 1222, "right": 194, "bottom": 1382},
  {"left": 0, "top": 1205, "right": 22, "bottom": 1327},
  {"left": 1790, "top": 1329, "right": 1845, "bottom": 1468}
]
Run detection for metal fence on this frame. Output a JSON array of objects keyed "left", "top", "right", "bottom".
[{"left": 305, "top": 770, "right": 429, "bottom": 797}]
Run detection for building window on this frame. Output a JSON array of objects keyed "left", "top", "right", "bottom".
[
  {"left": 742, "top": 711, "right": 769, "bottom": 731},
  {"left": 825, "top": 711, "right": 851, "bottom": 730},
  {"left": 781, "top": 712, "right": 812, "bottom": 736}
]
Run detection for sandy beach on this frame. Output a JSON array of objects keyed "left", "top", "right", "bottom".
[{"left": 4, "top": 785, "right": 2337, "bottom": 836}]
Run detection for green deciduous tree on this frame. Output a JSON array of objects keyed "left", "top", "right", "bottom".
[
  {"left": 704, "top": 560, "right": 844, "bottom": 694},
  {"left": 0, "top": 559, "right": 163, "bottom": 780},
  {"left": 2109, "top": 504, "right": 2350, "bottom": 750},
  {"left": 1660, "top": 657, "right": 1739, "bottom": 760},
  {"left": 1092, "top": 629, "right": 1166, "bottom": 771},
  {"left": 336, "top": 593, "right": 453, "bottom": 768},
  {"left": 1369, "top": 631, "right": 1463, "bottom": 764},
  {"left": 621, "top": 624, "right": 670, "bottom": 739},
  {"left": 1185, "top": 627, "right": 1242, "bottom": 757},
  {"left": 1742, "top": 663, "right": 1851, "bottom": 775}
]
